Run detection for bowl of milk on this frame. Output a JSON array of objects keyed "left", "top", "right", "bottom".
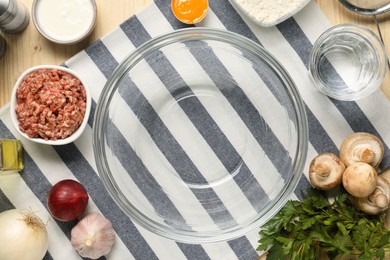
[{"left": 32, "top": 0, "right": 97, "bottom": 44}]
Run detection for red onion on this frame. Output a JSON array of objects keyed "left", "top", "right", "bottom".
[{"left": 47, "top": 179, "right": 89, "bottom": 221}]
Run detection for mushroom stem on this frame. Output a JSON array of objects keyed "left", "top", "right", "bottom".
[
  {"left": 374, "top": 194, "right": 388, "bottom": 209},
  {"left": 313, "top": 164, "right": 331, "bottom": 178},
  {"left": 355, "top": 177, "right": 390, "bottom": 214},
  {"left": 352, "top": 146, "right": 375, "bottom": 164}
]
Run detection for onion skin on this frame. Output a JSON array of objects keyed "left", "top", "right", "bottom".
[
  {"left": 48, "top": 179, "right": 89, "bottom": 221},
  {"left": 0, "top": 209, "right": 48, "bottom": 260}
]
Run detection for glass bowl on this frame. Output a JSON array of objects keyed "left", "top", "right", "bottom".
[
  {"left": 309, "top": 24, "right": 387, "bottom": 101},
  {"left": 93, "top": 28, "right": 308, "bottom": 243}
]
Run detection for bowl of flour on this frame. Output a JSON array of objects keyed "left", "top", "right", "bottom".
[{"left": 229, "top": 0, "right": 311, "bottom": 27}]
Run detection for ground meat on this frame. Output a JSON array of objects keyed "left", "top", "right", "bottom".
[{"left": 15, "top": 68, "right": 87, "bottom": 141}]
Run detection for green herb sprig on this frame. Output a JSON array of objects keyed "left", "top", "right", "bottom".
[{"left": 257, "top": 188, "right": 390, "bottom": 260}]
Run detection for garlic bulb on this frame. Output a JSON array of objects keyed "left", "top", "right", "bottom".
[{"left": 71, "top": 212, "right": 115, "bottom": 259}]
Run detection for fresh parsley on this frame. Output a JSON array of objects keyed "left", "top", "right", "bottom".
[{"left": 257, "top": 188, "right": 390, "bottom": 259}]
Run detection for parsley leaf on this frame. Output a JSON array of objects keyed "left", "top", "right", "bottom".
[{"left": 257, "top": 188, "right": 390, "bottom": 259}]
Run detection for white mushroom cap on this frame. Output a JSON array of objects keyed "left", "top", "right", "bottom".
[
  {"left": 379, "top": 167, "right": 390, "bottom": 183},
  {"left": 342, "top": 162, "right": 378, "bottom": 198},
  {"left": 376, "top": 168, "right": 390, "bottom": 231},
  {"left": 385, "top": 208, "right": 390, "bottom": 231},
  {"left": 340, "top": 132, "right": 384, "bottom": 168},
  {"left": 353, "top": 176, "right": 390, "bottom": 215},
  {"left": 309, "top": 153, "right": 345, "bottom": 190}
]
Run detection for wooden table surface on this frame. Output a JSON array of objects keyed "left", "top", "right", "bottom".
[{"left": 1, "top": 0, "right": 390, "bottom": 108}]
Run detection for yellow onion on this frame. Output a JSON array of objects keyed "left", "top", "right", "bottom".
[{"left": 0, "top": 209, "right": 48, "bottom": 260}]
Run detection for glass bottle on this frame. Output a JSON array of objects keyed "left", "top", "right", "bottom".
[{"left": 0, "top": 139, "right": 24, "bottom": 172}]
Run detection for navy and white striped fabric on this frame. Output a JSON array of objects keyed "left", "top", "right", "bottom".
[{"left": 1, "top": 1, "right": 390, "bottom": 259}]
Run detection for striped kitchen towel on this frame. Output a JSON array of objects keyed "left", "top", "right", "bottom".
[{"left": 1, "top": 0, "right": 390, "bottom": 259}]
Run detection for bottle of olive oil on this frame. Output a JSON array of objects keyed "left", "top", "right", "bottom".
[{"left": 0, "top": 139, "right": 24, "bottom": 172}]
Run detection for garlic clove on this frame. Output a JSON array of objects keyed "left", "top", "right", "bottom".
[{"left": 71, "top": 212, "right": 115, "bottom": 259}]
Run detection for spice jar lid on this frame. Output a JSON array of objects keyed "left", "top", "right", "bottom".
[
  {"left": 0, "top": 0, "right": 11, "bottom": 22},
  {"left": 0, "top": 0, "right": 10, "bottom": 15}
]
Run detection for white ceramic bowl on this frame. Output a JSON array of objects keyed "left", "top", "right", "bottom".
[
  {"left": 31, "top": 0, "right": 97, "bottom": 44},
  {"left": 228, "top": 0, "right": 311, "bottom": 27},
  {"left": 10, "top": 65, "right": 91, "bottom": 145}
]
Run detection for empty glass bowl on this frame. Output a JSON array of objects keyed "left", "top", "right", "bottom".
[{"left": 93, "top": 28, "right": 308, "bottom": 243}]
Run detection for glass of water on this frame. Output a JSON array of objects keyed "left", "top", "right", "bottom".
[{"left": 309, "top": 24, "right": 387, "bottom": 101}]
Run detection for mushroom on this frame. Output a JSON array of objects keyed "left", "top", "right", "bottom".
[
  {"left": 377, "top": 167, "right": 390, "bottom": 231},
  {"left": 379, "top": 167, "right": 390, "bottom": 184},
  {"left": 309, "top": 153, "right": 345, "bottom": 190},
  {"left": 385, "top": 208, "right": 390, "bottom": 231},
  {"left": 257, "top": 252, "right": 267, "bottom": 260},
  {"left": 352, "top": 176, "right": 390, "bottom": 215},
  {"left": 339, "top": 132, "right": 384, "bottom": 168},
  {"left": 342, "top": 162, "right": 378, "bottom": 198}
]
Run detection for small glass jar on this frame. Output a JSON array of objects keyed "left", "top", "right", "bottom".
[{"left": 0, "top": 139, "right": 24, "bottom": 172}]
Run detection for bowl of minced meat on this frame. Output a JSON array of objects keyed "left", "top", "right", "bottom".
[{"left": 10, "top": 65, "right": 91, "bottom": 145}]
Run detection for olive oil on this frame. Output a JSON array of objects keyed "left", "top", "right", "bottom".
[{"left": 0, "top": 139, "right": 24, "bottom": 172}]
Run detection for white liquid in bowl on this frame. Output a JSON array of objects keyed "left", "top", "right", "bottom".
[{"left": 34, "top": 0, "right": 95, "bottom": 43}]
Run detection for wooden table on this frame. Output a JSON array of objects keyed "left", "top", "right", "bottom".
[{"left": 1, "top": 0, "right": 390, "bottom": 108}]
